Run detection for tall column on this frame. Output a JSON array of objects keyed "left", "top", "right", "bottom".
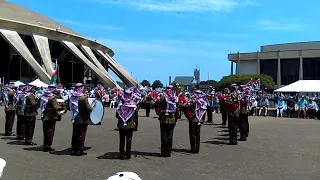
[
  {"left": 230, "top": 61, "right": 234, "bottom": 75},
  {"left": 277, "top": 58, "right": 281, "bottom": 88},
  {"left": 299, "top": 50, "right": 303, "bottom": 80},
  {"left": 236, "top": 52, "right": 240, "bottom": 74},
  {"left": 257, "top": 59, "right": 260, "bottom": 74}
]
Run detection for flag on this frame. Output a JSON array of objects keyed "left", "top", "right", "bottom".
[
  {"left": 253, "top": 79, "right": 260, "bottom": 90},
  {"left": 50, "top": 60, "right": 58, "bottom": 85}
]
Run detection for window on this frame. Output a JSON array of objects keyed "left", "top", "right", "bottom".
[
  {"left": 260, "top": 59, "right": 277, "bottom": 84},
  {"left": 303, "top": 58, "right": 320, "bottom": 80},
  {"left": 281, "top": 59, "right": 299, "bottom": 85}
]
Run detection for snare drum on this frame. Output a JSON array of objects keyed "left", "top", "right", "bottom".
[{"left": 88, "top": 98, "right": 104, "bottom": 125}]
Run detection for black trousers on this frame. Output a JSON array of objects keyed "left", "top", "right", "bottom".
[
  {"left": 43, "top": 120, "right": 56, "bottom": 148},
  {"left": 228, "top": 115, "right": 238, "bottom": 143},
  {"left": 134, "top": 113, "right": 138, "bottom": 131},
  {"left": 221, "top": 107, "right": 227, "bottom": 124},
  {"left": 160, "top": 123, "right": 175, "bottom": 157},
  {"left": 24, "top": 116, "right": 36, "bottom": 143},
  {"left": 5, "top": 111, "right": 15, "bottom": 134},
  {"left": 71, "top": 124, "right": 88, "bottom": 153},
  {"left": 119, "top": 128, "right": 133, "bottom": 156},
  {"left": 239, "top": 114, "right": 249, "bottom": 138},
  {"left": 145, "top": 103, "right": 151, "bottom": 117},
  {"left": 287, "top": 108, "right": 295, "bottom": 118},
  {"left": 16, "top": 115, "right": 25, "bottom": 139},
  {"left": 189, "top": 122, "right": 201, "bottom": 152},
  {"left": 206, "top": 106, "right": 213, "bottom": 122}
]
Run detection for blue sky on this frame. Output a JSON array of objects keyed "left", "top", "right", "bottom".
[{"left": 9, "top": 0, "right": 320, "bottom": 85}]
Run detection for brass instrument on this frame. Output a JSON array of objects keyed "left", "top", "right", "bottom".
[{"left": 55, "top": 98, "right": 68, "bottom": 115}]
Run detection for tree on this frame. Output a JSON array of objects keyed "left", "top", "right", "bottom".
[
  {"left": 152, "top": 80, "right": 164, "bottom": 89},
  {"left": 140, "top": 80, "right": 151, "bottom": 87},
  {"left": 171, "top": 81, "right": 185, "bottom": 91},
  {"left": 218, "top": 74, "right": 275, "bottom": 90}
]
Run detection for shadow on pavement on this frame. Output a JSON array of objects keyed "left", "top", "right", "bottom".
[
  {"left": 6, "top": 140, "right": 25, "bottom": 145},
  {"left": 202, "top": 141, "right": 228, "bottom": 145},
  {"left": 171, "top": 148, "right": 193, "bottom": 155},
  {"left": 97, "top": 152, "right": 120, "bottom": 160},
  {"left": 23, "top": 146, "right": 44, "bottom": 152},
  {"left": 49, "top": 147, "right": 91, "bottom": 156},
  {"left": 1, "top": 136, "right": 16, "bottom": 140}
]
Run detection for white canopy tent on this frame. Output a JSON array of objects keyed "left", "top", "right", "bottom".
[
  {"left": 274, "top": 80, "right": 320, "bottom": 92},
  {"left": 29, "top": 78, "right": 48, "bottom": 88},
  {"left": 13, "top": 81, "right": 25, "bottom": 87}
]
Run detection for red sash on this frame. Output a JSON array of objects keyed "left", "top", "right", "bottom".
[{"left": 155, "top": 106, "right": 162, "bottom": 115}]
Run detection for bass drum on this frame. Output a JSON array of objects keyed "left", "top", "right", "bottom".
[{"left": 88, "top": 98, "right": 104, "bottom": 125}]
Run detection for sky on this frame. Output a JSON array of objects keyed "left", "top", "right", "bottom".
[{"left": 8, "top": 0, "right": 320, "bottom": 85}]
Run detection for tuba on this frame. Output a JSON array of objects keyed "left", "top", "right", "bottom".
[{"left": 55, "top": 98, "right": 68, "bottom": 115}]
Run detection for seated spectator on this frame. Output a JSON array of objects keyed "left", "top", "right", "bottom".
[
  {"left": 306, "top": 98, "right": 318, "bottom": 119},
  {"left": 258, "top": 97, "right": 269, "bottom": 117},
  {"left": 287, "top": 97, "right": 296, "bottom": 118},
  {"left": 297, "top": 96, "right": 307, "bottom": 119}
]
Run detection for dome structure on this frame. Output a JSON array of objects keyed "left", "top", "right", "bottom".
[{"left": 0, "top": 0, "right": 137, "bottom": 88}]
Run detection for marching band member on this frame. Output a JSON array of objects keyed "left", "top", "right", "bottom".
[
  {"left": 40, "top": 84, "right": 62, "bottom": 152},
  {"left": 143, "top": 90, "right": 153, "bottom": 117},
  {"left": 219, "top": 88, "right": 229, "bottom": 125},
  {"left": 3, "top": 82, "right": 16, "bottom": 136},
  {"left": 23, "top": 84, "right": 38, "bottom": 145},
  {"left": 116, "top": 89, "right": 137, "bottom": 160},
  {"left": 206, "top": 86, "right": 215, "bottom": 123},
  {"left": 70, "top": 83, "right": 92, "bottom": 156},
  {"left": 226, "top": 90, "right": 240, "bottom": 145},
  {"left": 132, "top": 88, "right": 142, "bottom": 131},
  {"left": 154, "top": 85, "right": 177, "bottom": 158},
  {"left": 14, "top": 84, "right": 26, "bottom": 140},
  {"left": 239, "top": 94, "right": 250, "bottom": 141},
  {"left": 184, "top": 89, "right": 206, "bottom": 153}
]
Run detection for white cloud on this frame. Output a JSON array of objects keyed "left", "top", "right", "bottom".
[
  {"left": 59, "top": 20, "right": 123, "bottom": 31},
  {"left": 255, "top": 19, "right": 305, "bottom": 31},
  {"left": 94, "top": 0, "right": 240, "bottom": 12}
]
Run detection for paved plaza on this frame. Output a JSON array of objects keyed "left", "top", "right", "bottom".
[{"left": 0, "top": 107, "right": 320, "bottom": 180}]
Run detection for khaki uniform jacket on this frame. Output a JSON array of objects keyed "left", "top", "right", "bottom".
[
  {"left": 116, "top": 114, "right": 136, "bottom": 129},
  {"left": 5, "top": 90, "right": 15, "bottom": 111},
  {"left": 74, "top": 95, "right": 93, "bottom": 124},
  {"left": 24, "top": 93, "right": 38, "bottom": 117},
  {"left": 157, "top": 97, "right": 176, "bottom": 125},
  {"left": 42, "top": 95, "right": 62, "bottom": 121},
  {"left": 187, "top": 102, "right": 205, "bottom": 123},
  {"left": 15, "top": 94, "right": 24, "bottom": 116}
]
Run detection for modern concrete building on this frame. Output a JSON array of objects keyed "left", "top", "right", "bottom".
[
  {"left": 0, "top": 0, "right": 138, "bottom": 88},
  {"left": 228, "top": 41, "right": 320, "bottom": 88}
]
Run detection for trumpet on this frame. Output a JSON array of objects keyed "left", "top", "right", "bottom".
[{"left": 55, "top": 98, "right": 68, "bottom": 115}]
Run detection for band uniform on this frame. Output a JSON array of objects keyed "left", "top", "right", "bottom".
[
  {"left": 226, "top": 93, "right": 240, "bottom": 145},
  {"left": 41, "top": 90, "right": 62, "bottom": 152},
  {"left": 116, "top": 110, "right": 137, "bottom": 160},
  {"left": 184, "top": 101, "right": 205, "bottom": 153},
  {"left": 155, "top": 96, "right": 177, "bottom": 158},
  {"left": 15, "top": 92, "right": 25, "bottom": 140},
  {"left": 239, "top": 95, "right": 249, "bottom": 141},
  {"left": 71, "top": 94, "right": 93, "bottom": 156},
  {"left": 24, "top": 87, "right": 39, "bottom": 145},
  {"left": 206, "top": 95, "right": 213, "bottom": 123},
  {"left": 4, "top": 89, "right": 16, "bottom": 136}
]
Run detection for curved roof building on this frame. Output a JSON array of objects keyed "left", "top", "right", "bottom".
[{"left": 0, "top": 0, "right": 137, "bottom": 88}]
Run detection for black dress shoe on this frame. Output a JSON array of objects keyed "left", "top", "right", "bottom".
[
  {"left": 228, "top": 141, "right": 238, "bottom": 145},
  {"left": 43, "top": 147, "right": 55, "bottom": 152},
  {"left": 4, "top": 132, "right": 15, "bottom": 136},
  {"left": 120, "top": 155, "right": 125, "bottom": 160},
  {"left": 188, "top": 150, "right": 196, "bottom": 154},
  {"left": 239, "top": 137, "right": 247, "bottom": 141},
  {"left": 125, "top": 154, "right": 131, "bottom": 159},
  {"left": 24, "top": 142, "right": 37, "bottom": 145},
  {"left": 75, "top": 151, "right": 87, "bottom": 156}
]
